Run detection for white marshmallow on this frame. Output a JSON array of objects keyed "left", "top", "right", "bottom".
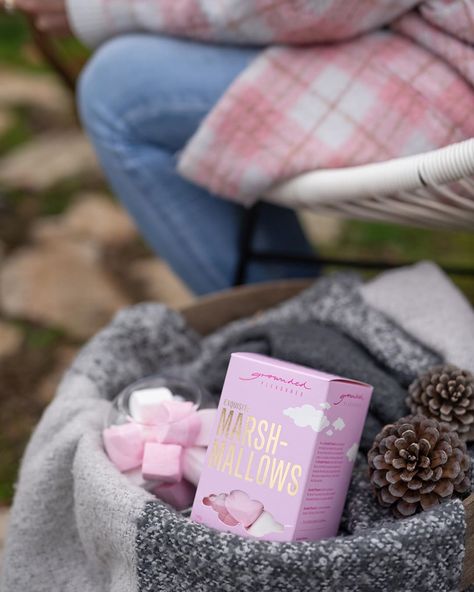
[
  {"left": 182, "top": 446, "right": 206, "bottom": 486},
  {"left": 129, "top": 387, "right": 174, "bottom": 424},
  {"left": 246, "top": 511, "right": 284, "bottom": 538}
]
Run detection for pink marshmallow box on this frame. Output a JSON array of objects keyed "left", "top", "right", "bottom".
[{"left": 191, "top": 352, "right": 373, "bottom": 542}]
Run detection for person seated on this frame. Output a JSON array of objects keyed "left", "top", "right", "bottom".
[
  {"left": 14, "top": 0, "right": 474, "bottom": 295},
  {"left": 13, "top": 0, "right": 322, "bottom": 295}
]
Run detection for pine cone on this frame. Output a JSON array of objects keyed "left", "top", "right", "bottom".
[
  {"left": 408, "top": 365, "right": 474, "bottom": 441},
  {"left": 368, "top": 415, "right": 471, "bottom": 518}
]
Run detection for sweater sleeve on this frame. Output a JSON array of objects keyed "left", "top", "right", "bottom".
[
  {"left": 65, "top": 0, "right": 139, "bottom": 47},
  {"left": 65, "top": 0, "right": 422, "bottom": 49}
]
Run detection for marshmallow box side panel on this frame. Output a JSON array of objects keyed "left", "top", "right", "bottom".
[{"left": 191, "top": 352, "right": 372, "bottom": 542}]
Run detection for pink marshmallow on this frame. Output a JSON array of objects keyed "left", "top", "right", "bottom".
[
  {"left": 154, "top": 413, "right": 201, "bottom": 446},
  {"left": 142, "top": 442, "right": 182, "bottom": 483},
  {"left": 194, "top": 409, "right": 217, "bottom": 446},
  {"left": 202, "top": 491, "right": 262, "bottom": 528},
  {"left": 182, "top": 446, "right": 206, "bottom": 486},
  {"left": 203, "top": 495, "right": 238, "bottom": 526},
  {"left": 218, "top": 509, "right": 239, "bottom": 526},
  {"left": 154, "top": 480, "right": 196, "bottom": 511},
  {"left": 225, "top": 490, "right": 264, "bottom": 528},
  {"left": 103, "top": 423, "right": 144, "bottom": 472},
  {"left": 203, "top": 493, "right": 227, "bottom": 514},
  {"left": 153, "top": 400, "right": 195, "bottom": 424}
]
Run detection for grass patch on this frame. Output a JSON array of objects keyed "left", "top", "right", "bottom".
[
  {"left": 0, "top": 109, "right": 33, "bottom": 155},
  {"left": 318, "top": 219, "right": 474, "bottom": 301},
  {"left": 323, "top": 220, "right": 474, "bottom": 264},
  {"left": 0, "top": 13, "right": 88, "bottom": 73},
  {"left": 0, "top": 438, "right": 18, "bottom": 504},
  {"left": 0, "top": 14, "right": 30, "bottom": 64},
  {"left": 20, "top": 323, "right": 64, "bottom": 350},
  {"left": 39, "top": 176, "right": 103, "bottom": 215}
]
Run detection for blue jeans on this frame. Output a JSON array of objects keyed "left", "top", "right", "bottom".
[{"left": 79, "top": 35, "right": 319, "bottom": 295}]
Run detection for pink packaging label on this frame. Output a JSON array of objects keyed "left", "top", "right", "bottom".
[{"left": 191, "top": 352, "right": 373, "bottom": 542}]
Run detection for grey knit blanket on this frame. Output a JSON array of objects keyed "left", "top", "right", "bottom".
[{"left": 2, "top": 266, "right": 472, "bottom": 592}]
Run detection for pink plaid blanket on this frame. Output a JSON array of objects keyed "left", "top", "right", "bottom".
[{"left": 72, "top": 0, "right": 474, "bottom": 204}]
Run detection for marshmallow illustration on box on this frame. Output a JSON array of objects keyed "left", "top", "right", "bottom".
[{"left": 191, "top": 352, "right": 372, "bottom": 542}]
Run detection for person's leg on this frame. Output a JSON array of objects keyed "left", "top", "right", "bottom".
[{"left": 79, "top": 34, "right": 319, "bottom": 295}]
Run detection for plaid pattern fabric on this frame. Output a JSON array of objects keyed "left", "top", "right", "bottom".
[
  {"left": 78, "top": 0, "right": 474, "bottom": 203},
  {"left": 95, "top": 0, "right": 419, "bottom": 44},
  {"left": 420, "top": 0, "right": 474, "bottom": 44},
  {"left": 179, "top": 28, "right": 474, "bottom": 202}
]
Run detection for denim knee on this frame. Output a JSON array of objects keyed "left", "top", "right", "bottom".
[
  {"left": 78, "top": 35, "right": 152, "bottom": 137},
  {"left": 78, "top": 40, "right": 122, "bottom": 137},
  {"left": 78, "top": 34, "right": 259, "bottom": 141}
]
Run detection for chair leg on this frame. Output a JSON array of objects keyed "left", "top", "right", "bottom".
[
  {"left": 27, "top": 20, "right": 79, "bottom": 92},
  {"left": 233, "top": 204, "right": 261, "bottom": 286},
  {"left": 233, "top": 205, "right": 474, "bottom": 282},
  {"left": 247, "top": 251, "right": 474, "bottom": 277}
]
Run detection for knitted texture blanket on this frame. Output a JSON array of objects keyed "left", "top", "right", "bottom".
[
  {"left": 2, "top": 269, "right": 471, "bottom": 592},
  {"left": 67, "top": 0, "right": 474, "bottom": 202},
  {"left": 360, "top": 261, "right": 474, "bottom": 374}
]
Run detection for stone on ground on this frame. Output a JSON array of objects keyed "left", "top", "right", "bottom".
[
  {"left": 33, "top": 193, "right": 137, "bottom": 248},
  {"left": 0, "top": 242, "right": 130, "bottom": 339},
  {"left": 37, "top": 346, "right": 80, "bottom": 405},
  {"left": 300, "top": 211, "right": 343, "bottom": 247},
  {"left": 0, "top": 322, "right": 23, "bottom": 361},
  {"left": 129, "top": 259, "right": 195, "bottom": 309},
  {"left": 0, "top": 69, "right": 71, "bottom": 117},
  {"left": 0, "top": 131, "right": 101, "bottom": 191}
]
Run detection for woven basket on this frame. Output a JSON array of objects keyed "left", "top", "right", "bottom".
[{"left": 180, "top": 279, "right": 474, "bottom": 589}]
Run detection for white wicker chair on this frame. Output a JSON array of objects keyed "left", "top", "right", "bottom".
[{"left": 266, "top": 138, "right": 474, "bottom": 231}]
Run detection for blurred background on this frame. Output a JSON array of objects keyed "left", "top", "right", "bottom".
[{"left": 0, "top": 12, "right": 473, "bottom": 539}]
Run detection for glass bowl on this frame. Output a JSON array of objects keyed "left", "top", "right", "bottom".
[
  {"left": 103, "top": 374, "right": 213, "bottom": 511},
  {"left": 106, "top": 374, "right": 204, "bottom": 429}
]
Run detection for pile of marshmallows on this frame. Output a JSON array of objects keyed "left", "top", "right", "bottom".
[
  {"left": 203, "top": 490, "right": 284, "bottom": 538},
  {"left": 103, "top": 386, "right": 216, "bottom": 510}
]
